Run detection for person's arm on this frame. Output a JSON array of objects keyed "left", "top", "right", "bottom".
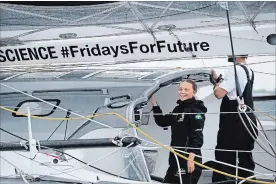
[
  {"left": 213, "top": 84, "right": 228, "bottom": 99},
  {"left": 149, "top": 95, "right": 173, "bottom": 127},
  {"left": 152, "top": 105, "right": 174, "bottom": 127},
  {"left": 213, "top": 68, "right": 236, "bottom": 99}
]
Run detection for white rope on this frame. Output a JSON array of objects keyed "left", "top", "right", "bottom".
[
  {"left": 20, "top": 173, "right": 30, "bottom": 184},
  {"left": 244, "top": 112, "right": 275, "bottom": 154},
  {"left": 238, "top": 108, "right": 276, "bottom": 158},
  {"left": 238, "top": 174, "right": 262, "bottom": 184},
  {"left": 173, "top": 152, "right": 183, "bottom": 184},
  {"left": 243, "top": 111, "right": 276, "bottom": 154}
]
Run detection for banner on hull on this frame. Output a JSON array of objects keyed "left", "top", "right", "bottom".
[{"left": 0, "top": 25, "right": 275, "bottom": 66}]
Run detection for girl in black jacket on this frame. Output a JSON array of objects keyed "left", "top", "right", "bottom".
[{"left": 150, "top": 79, "right": 207, "bottom": 184}]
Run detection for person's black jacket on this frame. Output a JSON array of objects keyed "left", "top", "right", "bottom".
[{"left": 152, "top": 97, "right": 207, "bottom": 168}]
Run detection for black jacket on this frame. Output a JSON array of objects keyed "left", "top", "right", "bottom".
[{"left": 152, "top": 97, "right": 207, "bottom": 168}]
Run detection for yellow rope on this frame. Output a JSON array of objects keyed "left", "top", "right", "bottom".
[
  {"left": 255, "top": 108, "right": 276, "bottom": 121},
  {"left": 0, "top": 105, "right": 274, "bottom": 184}
]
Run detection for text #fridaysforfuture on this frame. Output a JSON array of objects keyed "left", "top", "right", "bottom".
[{"left": 0, "top": 40, "right": 210, "bottom": 62}]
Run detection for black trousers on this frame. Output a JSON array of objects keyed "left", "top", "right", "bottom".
[
  {"left": 212, "top": 146, "right": 256, "bottom": 184},
  {"left": 163, "top": 165, "right": 202, "bottom": 184}
]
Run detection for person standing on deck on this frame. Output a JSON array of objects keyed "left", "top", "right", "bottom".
[
  {"left": 210, "top": 54, "right": 258, "bottom": 183},
  {"left": 149, "top": 79, "right": 207, "bottom": 184}
]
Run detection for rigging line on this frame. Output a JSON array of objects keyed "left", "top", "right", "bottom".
[
  {"left": 0, "top": 83, "right": 113, "bottom": 129},
  {"left": 0, "top": 57, "right": 274, "bottom": 72},
  {"left": 255, "top": 109, "right": 276, "bottom": 121},
  {"left": 64, "top": 119, "right": 68, "bottom": 140},
  {"left": 47, "top": 119, "right": 65, "bottom": 140},
  {"left": 54, "top": 59, "right": 276, "bottom": 71},
  {"left": 0, "top": 123, "right": 274, "bottom": 182},
  {"left": 251, "top": 114, "right": 276, "bottom": 154},
  {"left": 95, "top": 4, "right": 126, "bottom": 24},
  {"left": 73, "top": 3, "right": 126, "bottom": 22},
  {"left": 174, "top": 29, "right": 267, "bottom": 43},
  {"left": 239, "top": 108, "right": 276, "bottom": 155},
  {"left": 38, "top": 147, "right": 138, "bottom": 181},
  {"left": 156, "top": 144, "right": 276, "bottom": 176},
  {"left": 127, "top": 2, "right": 157, "bottom": 40},
  {"left": 237, "top": 110, "right": 276, "bottom": 158},
  {"left": 238, "top": 174, "right": 271, "bottom": 184},
  {"left": 138, "top": 144, "right": 274, "bottom": 153},
  {"left": 172, "top": 148, "right": 273, "bottom": 178},
  {"left": 0, "top": 5, "right": 71, "bottom": 23},
  {"left": 55, "top": 143, "right": 136, "bottom": 175},
  {"left": 245, "top": 114, "right": 276, "bottom": 157},
  {"left": 131, "top": 1, "right": 244, "bottom": 21},
  {"left": 0, "top": 106, "right": 145, "bottom": 147},
  {"left": 117, "top": 150, "right": 141, "bottom": 178},
  {"left": 1, "top": 105, "right": 276, "bottom": 115},
  {"left": 66, "top": 106, "right": 102, "bottom": 140},
  {"left": 253, "top": 71, "right": 276, "bottom": 76},
  {"left": 3, "top": 141, "right": 275, "bottom": 177},
  {"left": 112, "top": 113, "right": 275, "bottom": 183},
  {"left": 0, "top": 128, "right": 27, "bottom": 141},
  {"left": 236, "top": 1, "right": 258, "bottom": 33},
  {"left": 0, "top": 154, "right": 22, "bottom": 171},
  {"left": 205, "top": 180, "right": 245, "bottom": 184},
  {"left": 34, "top": 179, "right": 82, "bottom": 184},
  {"left": 251, "top": 2, "right": 268, "bottom": 22},
  {"left": 1, "top": 106, "right": 275, "bottom": 123},
  {"left": 0, "top": 122, "right": 272, "bottom": 183},
  {"left": 245, "top": 106, "right": 276, "bottom": 154},
  {"left": 254, "top": 162, "right": 276, "bottom": 173},
  {"left": 0, "top": 3, "right": 217, "bottom": 28},
  {"left": 9, "top": 3, "right": 129, "bottom": 40},
  {"left": 12, "top": 151, "right": 92, "bottom": 183},
  {"left": 150, "top": 1, "right": 174, "bottom": 29},
  {"left": 46, "top": 146, "right": 129, "bottom": 176},
  {"left": 168, "top": 29, "right": 196, "bottom": 57},
  {"left": 0, "top": 129, "right": 133, "bottom": 180}
]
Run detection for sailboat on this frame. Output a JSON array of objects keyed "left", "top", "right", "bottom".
[{"left": 0, "top": 1, "right": 275, "bottom": 183}]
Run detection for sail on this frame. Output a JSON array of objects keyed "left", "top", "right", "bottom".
[{"left": 0, "top": 1, "right": 275, "bottom": 67}]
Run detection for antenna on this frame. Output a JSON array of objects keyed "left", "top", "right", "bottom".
[{"left": 220, "top": 2, "right": 243, "bottom": 100}]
